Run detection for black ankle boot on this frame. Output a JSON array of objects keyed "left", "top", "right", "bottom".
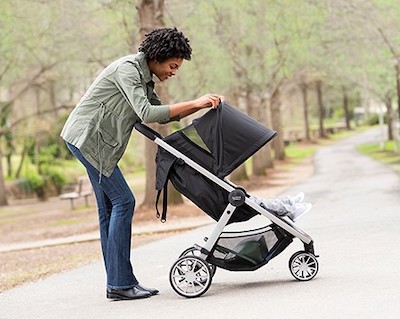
[{"left": 106, "top": 287, "right": 151, "bottom": 300}]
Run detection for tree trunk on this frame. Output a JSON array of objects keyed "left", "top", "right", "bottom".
[
  {"left": 230, "top": 162, "right": 249, "bottom": 182},
  {"left": 263, "top": 97, "right": 274, "bottom": 169},
  {"left": 136, "top": 0, "right": 165, "bottom": 36},
  {"left": 136, "top": 0, "right": 183, "bottom": 207},
  {"left": 316, "top": 80, "right": 325, "bottom": 138},
  {"left": 342, "top": 85, "right": 351, "bottom": 130},
  {"left": 246, "top": 91, "right": 270, "bottom": 176},
  {"left": 0, "top": 152, "right": 8, "bottom": 206},
  {"left": 386, "top": 95, "right": 393, "bottom": 141},
  {"left": 5, "top": 131, "right": 13, "bottom": 178},
  {"left": 15, "top": 142, "right": 28, "bottom": 179},
  {"left": 270, "top": 88, "right": 285, "bottom": 160},
  {"left": 49, "top": 80, "right": 59, "bottom": 117},
  {"left": 301, "top": 83, "right": 311, "bottom": 141},
  {"left": 6, "top": 153, "right": 12, "bottom": 178},
  {"left": 252, "top": 145, "right": 273, "bottom": 176},
  {"left": 396, "top": 64, "right": 400, "bottom": 120}
]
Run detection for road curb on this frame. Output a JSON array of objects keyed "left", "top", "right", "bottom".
[{"left": 0, "top": 217, "right": 213, "bottom": 253}]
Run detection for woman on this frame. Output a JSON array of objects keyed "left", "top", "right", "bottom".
[{"left": 61, "top": 27, "right": 223, "bottom": 300}]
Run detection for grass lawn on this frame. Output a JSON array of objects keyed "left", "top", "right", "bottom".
[{"left": 357, "top": 140, "right": 400, "bottom": 175}]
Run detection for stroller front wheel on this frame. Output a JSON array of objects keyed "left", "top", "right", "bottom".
[
  {"left": 289, "top": 251, "right": 319, "bottom": 281},
  {"left": 169, "top": 255, "right": 212, "bottom": 298},
  {"left": 180, "top": 246, "right": 217, "bottom": 278}
]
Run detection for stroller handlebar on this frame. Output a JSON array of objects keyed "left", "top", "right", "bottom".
[{"left": 134, "top": 122, "right": 163, "bottom": 140}]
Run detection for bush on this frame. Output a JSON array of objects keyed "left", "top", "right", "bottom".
[
  {"left": 26, "top": 171, "right": 46, "bottom": 200},
  {"left": 366, "top": 114, "right": 379, "bottom": 125},
  {"left": 366, "top": 113, "right": 386, "bottom": 126},
  {"left": 46, "top": 167, "right": 66, "bottom": 194},
  {"left": 5, "top": 178, "right": 34, "bottom": 200},
  {"left": 12, "top": 167, "right": 67, "bottom": 201}
]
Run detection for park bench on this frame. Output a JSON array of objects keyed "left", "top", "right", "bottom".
[{"left": 59, "top": 176, "right": 93, "bottom": 209}]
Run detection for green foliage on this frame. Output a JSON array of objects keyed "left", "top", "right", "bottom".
[
  {"left": 26, "top": 170, "right": 46, "bottom": 200},
  {"left": 366, "top": 114, "right": 380, "bottom": 126},
  {"left": 357, "top": 140, "right": 400, "bottom": 174},
  {"left": 285, "top": 143, "right": 317, "bottom": 162},
  {"left": 21, "top": 165, "right": 67, "bottom": 200},
  {"left": 45, "top": 167, "right": 66, "bottom": 194},
  {"left": 358, "top": 140, "right": 397, "bottom": 154},
  {"left": 333, "top": 107, "right": 354, "bottom": 121}
]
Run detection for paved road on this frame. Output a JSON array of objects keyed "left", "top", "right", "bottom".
[{"left": 1, "top": 128, "right": 399, "bottom": 319}]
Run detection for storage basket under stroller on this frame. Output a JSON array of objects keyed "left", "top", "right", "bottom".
[{"left": 210, "top": 224, "right": 293, "bottom": 271}]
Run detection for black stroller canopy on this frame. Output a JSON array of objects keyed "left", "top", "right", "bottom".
[
  {"left": 155, "top": 102, "right": 277, "bottom": 224},
  {"left": 191, "top": 102, "right": 277, "bottom": 177}
]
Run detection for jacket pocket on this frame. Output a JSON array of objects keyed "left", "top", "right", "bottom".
[{"left": 98, "top": 127, "right": 118, "bottom": 147}]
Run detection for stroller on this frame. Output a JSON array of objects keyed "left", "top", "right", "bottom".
[{"left": 135, "top": 102, "right": 319, "bottom": 298}]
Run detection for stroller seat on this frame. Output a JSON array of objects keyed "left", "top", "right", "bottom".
[{"left": 155, "top": 102, "right": 277, "bottom": 223}]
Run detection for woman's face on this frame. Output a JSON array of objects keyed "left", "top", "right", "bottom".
[{"left": 149, "top": 57, "right": 183, "bottom": 82}]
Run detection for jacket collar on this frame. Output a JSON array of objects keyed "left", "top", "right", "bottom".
[{"left": 137, "top": 52, "right": 153, "bottom": 83}]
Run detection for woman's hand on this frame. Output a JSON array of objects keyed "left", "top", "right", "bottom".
[
  {"left": 168, "top": 93, "right": 225, "bottom": 119},
  {"left": 195, "top": 94, "right": 224, "bottom": 109}
]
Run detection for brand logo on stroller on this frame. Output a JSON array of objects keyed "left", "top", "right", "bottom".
[{"left": 228, "top": 189, "right": 246, "bottom": 206}]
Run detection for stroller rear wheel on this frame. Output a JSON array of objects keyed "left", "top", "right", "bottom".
[
  {"left": 289, "top": 251, "right": 319, "bottom": 281},
  {"left": 180, "top": 247, "right": 217, "bottom": 278},
  {"left": 169, "top": 255, "right": 212, "bottom": 298}
]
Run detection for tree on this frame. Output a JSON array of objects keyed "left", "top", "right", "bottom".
[
  {"left": 342, "top": 85, "right": 352, "bottom": 130},
  {"left": 300, "top": 82, "right": 311, "bottom": 142},
  {"left": 315, "top": 80, "right": 326, "bottom": 138},
  {"left": 0, "top": 0, "right": 133, "bottom": 204},
  {"left": 0, "top": 151, "right": 7, "bottom": 206},
  {"left": 311, "top": 0, "right": 400, "bottom": 139},
  {"left": 207, "top": 0, "right": 288, "bottom": 173}
]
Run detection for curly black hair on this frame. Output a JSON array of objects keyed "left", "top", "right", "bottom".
[{"left": 138, "top": 27, "right": 192, "bottom": 62}]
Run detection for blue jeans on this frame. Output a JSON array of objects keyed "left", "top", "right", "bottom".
[{"left": 66, "top": 143, "right": 138, "bottom": 289}]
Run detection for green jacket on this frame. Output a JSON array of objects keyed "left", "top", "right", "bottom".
[{"left": 61, "top": 52, "right": 171, "bottom": 178}]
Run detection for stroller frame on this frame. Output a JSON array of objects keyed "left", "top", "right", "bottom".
[{"left": 135, "top": 122, "right": 318, "bottom": 298}]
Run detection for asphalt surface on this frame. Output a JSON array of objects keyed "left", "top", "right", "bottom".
[{"left": 1, "top": 127, "right": 399, "bottom": 319}]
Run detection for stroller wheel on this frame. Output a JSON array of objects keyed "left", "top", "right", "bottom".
[
  {"left": 169, "top": 255, "right": 212, "bottom": 298},
  {"left": 180, "top": 247, "right": 217, "bottom": 278},
  {"left": 289, "top": 251, "right": 319, "bottom": 281}
]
